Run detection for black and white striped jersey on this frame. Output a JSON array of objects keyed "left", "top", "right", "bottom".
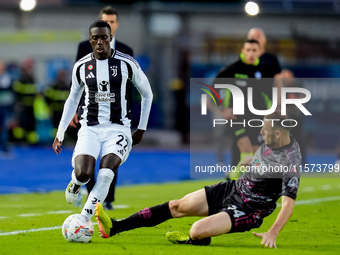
[{"left": 56, "top": 50, "right": 153, "bottom": 142}]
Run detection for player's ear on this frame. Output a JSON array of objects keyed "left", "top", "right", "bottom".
[
  {"left": 110, "top": 35, "right": 113, "bottom": 42},
  {"left": 275, "top": 129, "right": 281, "bottom": 139}
]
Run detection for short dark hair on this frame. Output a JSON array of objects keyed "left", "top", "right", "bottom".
[
  {"left": 99, "top": 6, "right": 118, "bottom": 19},
  {"left": 244, "top": 39, "right": 260, "bottom": 46},
  {"left": 265, "top": 110, "right": 293, "bottom": 131},
  {"left": 89, "top": 20, "right": 111, "bottom": 35}
]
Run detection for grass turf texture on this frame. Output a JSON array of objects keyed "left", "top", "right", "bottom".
[{"left": 0, "top": 178, "right": 339, "bottom": 255}]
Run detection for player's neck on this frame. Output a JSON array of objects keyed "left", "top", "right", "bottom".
[{"left": 274, "top": 135, "right": 291, "bottom": 149}]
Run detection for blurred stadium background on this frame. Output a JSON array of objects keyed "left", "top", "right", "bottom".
[{"left": 1, "top": 0, "right": 340, "bottom": 191}]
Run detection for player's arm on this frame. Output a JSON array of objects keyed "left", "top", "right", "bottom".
[
  {"left": 53, "top": 65, "right": 84, "bottom": 154},
  {"left": 239, "top": 155, "right": 253, "bottom": 167},
  {"left": 253, "top": 195, "right": 295, "bottom": 248},
  {"left": 131, "top": 66, "right": 153, "bottom": 146}
]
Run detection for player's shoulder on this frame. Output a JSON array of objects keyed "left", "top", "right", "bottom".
[
  {"left": 114, "top": 50, "right": 140, "bottom": 69},
  {"left": 279, "top": 138, "right": 301, "bottom": 166},
  {"left": 74, "top": 53, "right": 92, "bottom": 68},
  {"left": 226, "top": 58, "right": 247, "bottom": 72},
  {"left": 261, "top": 52, "right": 279, "bottom": 61},
  {"left": 217, "top": 61, "right": 239, "bottom": 77}
]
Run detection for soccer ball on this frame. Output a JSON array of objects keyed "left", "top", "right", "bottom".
[{"left": 62, "top": 214, "right": 94, "bottom": 243}]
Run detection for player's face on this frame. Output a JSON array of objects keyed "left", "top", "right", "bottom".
[
  {"left": 101, "top": 14, "right": 119, "bottom": 36},
  {"left": 89, "top": 27, "right": 112, "bottom": 60},
  {"left": 242, "top": 43, "right": 260, "bottom": 65},
  {"left": 260, "top": 119, "right": 276, "bottom": 147}
]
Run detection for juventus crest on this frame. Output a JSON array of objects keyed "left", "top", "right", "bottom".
[{"left": 110, "top": 66, "right": 118, "bottom": 77}]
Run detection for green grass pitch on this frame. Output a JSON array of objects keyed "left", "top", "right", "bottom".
[{"left": 1, "top": 177, "right": 339, "bottom": 255}]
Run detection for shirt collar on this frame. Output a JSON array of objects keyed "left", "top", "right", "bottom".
[
  {"left": 240, "top": 53, "right": 260, "bottom": 66},
  {"left": 110, "top": 37, "right": 116, "bottom": 49}
]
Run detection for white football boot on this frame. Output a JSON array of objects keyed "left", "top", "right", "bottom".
[{"left": 65, "top": 180, "right": 81, "bottom": 203}]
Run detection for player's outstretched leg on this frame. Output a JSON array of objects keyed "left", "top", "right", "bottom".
[{"left": 95, "top": 201, "right": 173, "bottom": 238}]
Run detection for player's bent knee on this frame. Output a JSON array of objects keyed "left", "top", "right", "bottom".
[
  {"left": 74, "top": 155, "right": 96, "bottom": 182},
  {"left": 169, "top": 200, "right": 188, "bottom": 218},
  {"left": 190, "top": 222, "right": 209, "bottom": 240},
  {"left": 169, "top": 200, "right": 180, "bottom": 217},
  {"left": 74, "top": 170, "right": 92, "bottom": 183}
]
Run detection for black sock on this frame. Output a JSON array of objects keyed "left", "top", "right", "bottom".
[
  {"left": 186, "top": 237, "right": 211, "bottom": 246},
  {"left": 110, "top": 202, "right": 172, "bottom": 235}
]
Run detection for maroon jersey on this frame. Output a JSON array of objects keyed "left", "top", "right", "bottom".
[{"left": 236, "top": 138, "right": 301, "bottom": 218}]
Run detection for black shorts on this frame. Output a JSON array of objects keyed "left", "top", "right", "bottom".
[{"left": 205, "top": 181, "right": 263, "bottom": 233}]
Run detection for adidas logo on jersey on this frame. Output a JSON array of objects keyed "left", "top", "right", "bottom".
[
  {"left": 118, "top": 149, "right": 124, "bottom": 156},
  {"left": 86, "top": 72, "right": 95, "bottom": 79}
]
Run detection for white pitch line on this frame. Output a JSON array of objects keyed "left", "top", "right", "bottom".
[
  {"left": 18, "top": 213, "right": 42, "bottom": 217},
  {"left": 301, "top": 186, "right": 315, "bottom": 192},
  {"left": 295, "top": 196, "right": 340, "bottom": 205},
  {"left": 320, "top": 185, "right": 332, "bottom": 191},
  {"left": 46, "top": 210, "right": 73, "bottom": 214},
  {"left": 0, "top": 226, "right": 61, "bottom": 236},
  {"left": 0, "top": 222, "right": 98, "bottom": 236},
  {"left": 114, "top": 204, "right": 130, "bottom": 209},
  {"left": 277, "top": 196, "right": 340, "bottom": 207}
]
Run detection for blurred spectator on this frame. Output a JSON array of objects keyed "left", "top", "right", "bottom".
[
  {"left": 0, "top": 60, "right": 15, "bottom": 155},
  {"left": 12, "top": 58, "right": 39, "bottom": 144},
  {"left": 6, "top": 62, "right": 20, "bottom": 81},
  {"left": 44, "top": 69, "right": 70, "bottom": 131},
  {"left": 172, "top": 27, "right": 191, "bottom": 145}
]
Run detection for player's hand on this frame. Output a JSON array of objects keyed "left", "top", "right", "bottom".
[
  {"left": 132, "top": 129, "right": 145, "bottom": 146},
  {"left": 239, "top": 156, "right": 253, "bottom": 167},
  {"left": 253, "top": 231, "right": 277, "bottom": 248},
  {"left": 52, "top": 137, "right": 62, "bottom": 155},
  {"left": 221, "top": 107, "right": 237, "bottom": 120},
  {"left": 69, "top": 113, "right": 79, "bottom": 128}
]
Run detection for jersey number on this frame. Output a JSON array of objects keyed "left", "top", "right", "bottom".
[
  {"left": 116, "top": 135, "right": 128, "bottom": 152},
  {"left": 227, "top": 205, "right": 246, "bottom": 218}
]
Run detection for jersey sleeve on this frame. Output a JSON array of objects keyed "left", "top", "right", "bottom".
[
  {"left": 282, "top": 172, "right": 300, "bottom": 200},
  {"left": 131, "top": 64, "right": 153, "bottom": 130},
  {"left": 56, "top": 63, "right": 84, "bottom": 142},
  {"left": 281, "top": 146, "right": 301, "bottom": 200}
]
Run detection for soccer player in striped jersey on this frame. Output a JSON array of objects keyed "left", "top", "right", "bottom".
[{"left": 52, "top": 20, "right": 153, "bottom": 220}]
